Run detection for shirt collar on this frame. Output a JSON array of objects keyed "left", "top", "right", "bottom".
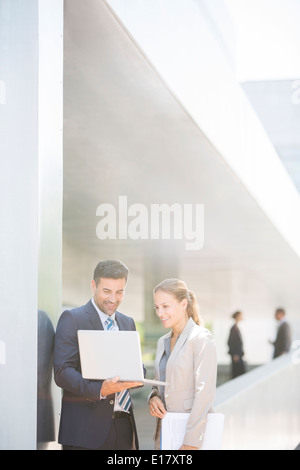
[{"left": 91, "top": 297, "right": 117, "bottom": 327}]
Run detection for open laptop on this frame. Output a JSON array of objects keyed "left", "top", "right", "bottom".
[{"left": 77, "top": 330, "right": 168, "bottom": 387}]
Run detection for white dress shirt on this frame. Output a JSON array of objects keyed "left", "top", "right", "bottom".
[{"left": 91, "top": 297, "right": 128, "bottom": 413}]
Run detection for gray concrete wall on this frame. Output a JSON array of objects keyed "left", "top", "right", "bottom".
[
  {"left": 0, "top": 0, "right": 63, "bottom": 449},
  {"left": 0, "top": 0, "right": 39, "bottom": 449},
  {"left": 37, "top": 0, "right": 63, "bottom": 450}
]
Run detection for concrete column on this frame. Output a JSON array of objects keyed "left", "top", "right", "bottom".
[
  {"left": 0, "top": 0, "right": 63, "bottom": 450},
  {"left": 37, "top": 0, "right": 63, "bottom": 450}
]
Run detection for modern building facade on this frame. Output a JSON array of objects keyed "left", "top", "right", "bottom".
[{"left": 1, "top": 0, "right": 299, "bottom": 450}]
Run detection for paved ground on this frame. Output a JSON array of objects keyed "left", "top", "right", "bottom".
[{"left": 132, "top": 388, "right": 157, "bottom": 450}]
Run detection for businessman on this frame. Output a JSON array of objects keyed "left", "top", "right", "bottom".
[
  {"left": 271, "top": 308, "right": 292, "bottom": 359},
  {"left": 228, "top": 311, "right": 245, "bottom": 379},
  {"left": 54, "top": 260, "right": 143, "bottom": 450}
]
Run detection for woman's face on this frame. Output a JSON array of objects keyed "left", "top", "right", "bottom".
[{"left": 154, "top": 290, "right": 188, "bottom": 331}]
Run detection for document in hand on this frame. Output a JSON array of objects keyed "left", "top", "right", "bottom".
[{"left": 161, "top": 412, "right": 224, "bottom": 450}]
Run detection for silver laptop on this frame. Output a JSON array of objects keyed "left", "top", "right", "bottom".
[{"left": 77, "top": 330, "right": 168, "bottom": 387}]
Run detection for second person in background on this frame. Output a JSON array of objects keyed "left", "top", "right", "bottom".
[{"left": 228, "top": 311, "right": 245, "bottom": 379}]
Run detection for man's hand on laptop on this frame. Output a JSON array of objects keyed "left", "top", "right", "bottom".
[{"left": 100, "top": 376, "right": 143, "bottom": 397}]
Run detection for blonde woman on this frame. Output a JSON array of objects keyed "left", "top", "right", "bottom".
[{"left": 148, "top": 279, "right": 217, "bottom": 450}]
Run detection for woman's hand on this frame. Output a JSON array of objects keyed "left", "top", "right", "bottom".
[{"left": 149, "top": 396, "right": 167, "bottom": 419}]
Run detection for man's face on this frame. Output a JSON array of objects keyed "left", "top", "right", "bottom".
[
  {"left": 92, "top": 277, "right": 126, "bottom": 316},
  {"left": 275, "top": 311, "right": 284, "bottom": 322}
]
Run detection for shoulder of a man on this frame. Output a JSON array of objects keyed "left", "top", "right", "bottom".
[
  {"left": 279, "top": 321, "right": 291, "bottom": 334},
  {"left": 57, "top": 302, "right": 91, "bottom": 329},
  {"left": 115, "top": 310, "right": 136, "bottom": 329}
]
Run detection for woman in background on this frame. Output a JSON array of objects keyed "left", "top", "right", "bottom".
[
  {"left": 148, "top": 279, "right": 217, "bottom": 450},
  {"left": 228, "top": 311, "right": 245, "bottom": 379}
]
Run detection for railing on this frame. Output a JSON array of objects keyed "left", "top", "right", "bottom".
[{"left": 215, "top": 353, "right": 300, "bottom": 450}]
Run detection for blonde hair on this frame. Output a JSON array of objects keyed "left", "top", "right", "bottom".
[{"left": 153, "top": 278, "right": 203, "bottom": 326}]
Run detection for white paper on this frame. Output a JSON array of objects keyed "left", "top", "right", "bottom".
[
  {"left": 161, "top": 412, "right": 224, "bottom": 450},
  {"left": 161, "top": 413, "right": 190, "bottom": 450}
]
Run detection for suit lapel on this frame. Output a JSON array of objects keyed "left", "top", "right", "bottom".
[
  {"left": 115, "top": 312, "right": 130, "bottom": 331},
  {"left": 85, "top": 300, "right": 104, "bottom": 330},
  {"left": 166, "top": 318, "right": 195, "bottom": 382},
  {"left": 155, "top": 332, "right": 172, "bottom": 374}
]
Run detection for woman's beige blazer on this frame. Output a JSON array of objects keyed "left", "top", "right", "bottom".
[{"left": 153, "top": 318, "right": 217, "bottom": 449}]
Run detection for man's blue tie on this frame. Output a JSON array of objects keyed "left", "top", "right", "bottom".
[
  {"left": 105, "top": 317, "right": 114, "bottom": 330},
  {"left": 105, "top": 317, "right": 131, "bottom": 412}
]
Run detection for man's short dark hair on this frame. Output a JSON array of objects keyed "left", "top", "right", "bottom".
[{"left": 93, "top": 260, "right": 129, "bottom": 286}]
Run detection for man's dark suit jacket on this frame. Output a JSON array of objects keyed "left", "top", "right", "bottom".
[
  {"left": 273, "top": 321, "right": 291, "bottom": 359},
  {"left": 53, "top": 300, "right": 139, "bottom": 449}
]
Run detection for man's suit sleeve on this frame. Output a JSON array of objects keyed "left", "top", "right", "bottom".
[
  {"left": 278, "top": 323, "right": 292, "bottom": 354},
  {"left": 54, "top": 310, "right": 103, "bottom": 400}
]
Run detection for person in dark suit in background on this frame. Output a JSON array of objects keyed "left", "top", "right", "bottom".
[
  {"left": 228, "top": 311, "right": 246, "bottom": 379},
  {"left": 54, "top": 260, "right": 143, "bottom": 450},
  {"left": 271, "top": 308, "right": 292, "bottom": 359}
]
